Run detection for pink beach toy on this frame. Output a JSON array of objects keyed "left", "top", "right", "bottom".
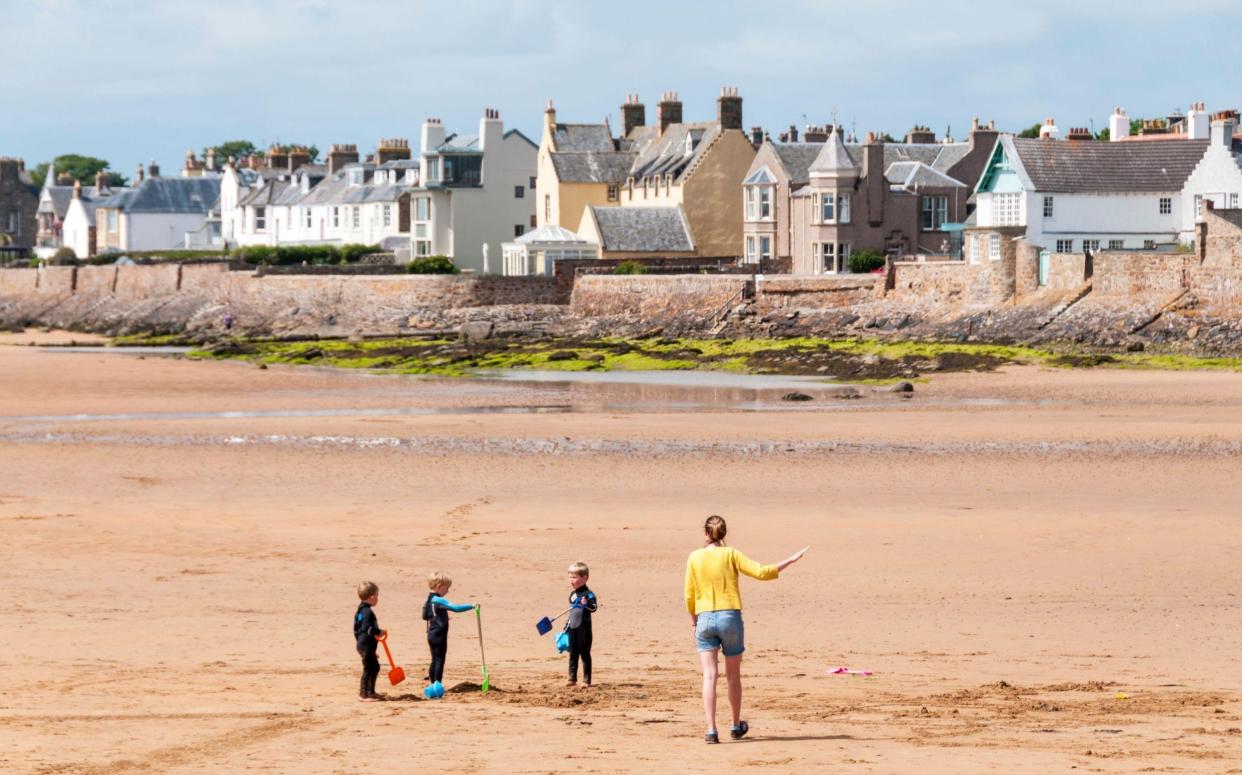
[{"left": 829, "top": 667, "right": 874, "bottom": 676}]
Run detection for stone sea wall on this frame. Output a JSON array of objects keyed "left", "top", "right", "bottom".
[{"left": 4, "top": 208, "right": 1242, "bottom": 350}]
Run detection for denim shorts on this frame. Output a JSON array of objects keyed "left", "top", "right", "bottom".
[{"left": 695, "top": 609, "right": 745, "bottom": 656}]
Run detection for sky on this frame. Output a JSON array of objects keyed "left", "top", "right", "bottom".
[{"left": 5, "top": 0, "right": 1242, "bottom": 178}]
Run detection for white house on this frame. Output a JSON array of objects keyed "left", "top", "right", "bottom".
[
  {"left": 89, "top": 171, "right": 220, "bottom": 255},
  {"left": 1178, "top": 108, "right": 1242, "bottom": 236},
  {"left": 975, "top": 106, "right": 1242, "bottom": 253},
  {"left": 60, "top": 180, "right": 131, "bottom": 258},
  {"left": 974, "top": 126, "right": 1207, "bottom": 253},
  {"left": 410, "top": 109, "right": 538, "bottom": 273}
]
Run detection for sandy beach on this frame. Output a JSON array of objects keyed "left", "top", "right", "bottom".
[{"left": 1, "top": 332, "right": 1240, "bottom": 773}]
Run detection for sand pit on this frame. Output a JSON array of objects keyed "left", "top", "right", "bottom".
[{"left": 1, "top": 341, "right": 1241, "bottom": 773}]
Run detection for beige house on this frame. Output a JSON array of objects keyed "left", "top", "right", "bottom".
[{"left": 536, "top": 88, "right": 756, "bottom": 258}]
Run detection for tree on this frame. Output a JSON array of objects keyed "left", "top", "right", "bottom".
[
  {"left": 1018, "top": 123, "right": 1043, "bottom": 139},
  {"left": 31, "top": 155, "right": 126, "bottom": 188}
]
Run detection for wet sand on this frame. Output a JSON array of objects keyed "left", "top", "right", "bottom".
[{"left": 1, "top": 336, "right": 1241, "bottom": 773}]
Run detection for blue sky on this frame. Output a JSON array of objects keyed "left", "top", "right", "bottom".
[{"left": 6, "top": 0, "right": 1241, "bottom": 177}]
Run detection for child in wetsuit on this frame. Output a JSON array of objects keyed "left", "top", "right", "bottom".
[
  {"left": 353, "top": 581, "right": 386, "bottom": 701},
  {"left": 565, "top": 562, "right": 599, "bottom": 687},
  {"left": 422, "top": 571, "right": 477, "bottom": 690}
]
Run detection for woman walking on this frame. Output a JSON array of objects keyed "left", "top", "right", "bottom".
[{"left": 684, "top": 515, "right": 808, "bottom": 743}]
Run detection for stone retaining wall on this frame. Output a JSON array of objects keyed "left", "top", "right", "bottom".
[
  {"left": 1093, "top": 252, "right": 1194, "bottom": 297},
  {"left": 751, "top": 275, "right": 880, "bottom": 316},
  {"left": 568, "top": 274, "right": 750, "bottom": 320}
]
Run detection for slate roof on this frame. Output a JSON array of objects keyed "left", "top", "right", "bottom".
[
  {"left": 104, "top": 177, "right": 221, "bottom": 214},
  {"left": 770, "top": 143, "right": 826, "bottom": 186},
  {"left": 885, "top": 161, "right": 965, "bottom": 190},
  {"left": 809, "top": 130, "right": 857, "bottom": 175},
  {"left": 553, "top": 123, "right": 615, "bottom": 152},
  {"left": 238, "top": 180, "right": 290, "bottom": 207},
  {"left": 296, "top": 164, "right": 411, "bottom": 206},
  {"left": 39, "top": 186, "right": 75, "bottom": 218},
  {"left": 628, "top": 123, "right": 719, "bottom": 182},
  {"left": 589, "top": 206, "right": 694, "bottom": 252},
  {"left": 550, "top": 151, "right": 636, "bottom": 183},
  {"left": 1009, "top": 136, "right": 1210, "bottom": 193}
]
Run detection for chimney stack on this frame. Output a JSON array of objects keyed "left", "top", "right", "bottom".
[
  {"left": 206, "top": 147, "right": 217, "bottom": 171},
  {"left": 803, "top": 125, "right": 829, "bottom": 143},
  {"left": 375, "top": 138, "right": 411, "bottom": 166},
  {"left": 1039, "top": 117, "right": 1060, "bottom": 140},
  {"left": 287, "top": 146, "right": 310, "bottom": 172},
  {"left": 94, "top": 169, "right": 108, "bottom": 192},
  {"left": 57, "top": 171, "right": 74, "bottom": 186},
  {"left": 183, "top": 150, "right": 203, "bottom": 177},
  {"left": 0, "top": 157, "right": 20, "bottom": 183},
  {"left": 1066, "top": 127, "right": 1093, "bottom": 141},
  {"left": 72, "top": 179, "right": 82, "bottom": 199},
  {"left": 1211, "top": 110, "right": 1239, "bottom": 147},
  {"left": 265, "top": 145, "right": 289, "bottom": 171},
  {"left": 480, "top": 108, "right": 503, "bottom": 152},
  {"left": 905, "top": 125, "right": 935, "bottom": 144},
  {"left": 147, "top": 160, "right": 160, "bottom": 178},
  {"left": 657, "top": 91, "right": 683, "bottom": 135},
  {"left": 1109, "top": 107, "right": 1130, "bottom": 142},
  {"left": 786, "top": 124, "right": 799, "bottom": 142},
  {"left": 1187, "top": 101, "right": 1210, "bottom": 140},
  {"left": 135, "top": 163, "right": 144, "bottom": 184},
  {"left": 620, "top": 94, "right": 646, "bottom": 137},
  {"left": 863, "top": 133, "right": 885, "bottom": 225},
  {"left": 749, "top": 126, "right": 764, "bottom": 148},
  {"left": 327, "top": 144, "right": 359, "bottom": 175},
  {"left": 716, "top": 86, "right": 742, "bottom": 131}
]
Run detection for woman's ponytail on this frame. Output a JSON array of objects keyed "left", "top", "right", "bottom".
[{"left": 704, "top": 515, "right": 727, "bottom": 545}]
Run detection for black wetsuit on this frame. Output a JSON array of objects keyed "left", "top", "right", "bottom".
[
  {"left": 354, "top": 602, "right": 382, "bottom": 697},
  {"left": 566, "top": 586, "right": 598, "bottom": 685},
  {"left": 423, "top": 593, "right": 450, "bottom": 683}
]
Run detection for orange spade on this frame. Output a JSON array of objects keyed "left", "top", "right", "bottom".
[{"left": 377, "top": 634, "right": 406, "bottom": 686}]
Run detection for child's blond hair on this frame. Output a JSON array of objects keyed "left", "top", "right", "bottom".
[
  {"left": 568, "top": 561, "right": 589, "bottom": 578},
  {"left": 357, "top": 581, "right": 379, "bottom": 600},
  {"left": 427, "top": 571, "right": 452, "bottom": 590}
]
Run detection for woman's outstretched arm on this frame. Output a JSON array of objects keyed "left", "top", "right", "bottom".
[{"left": 775, "top": 546, "right": 810, "bottom": 573}]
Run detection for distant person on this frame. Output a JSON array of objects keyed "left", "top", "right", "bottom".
[
  {"left": 422, "top": 571, "right": 477, "bottom": 696},
  {"left": 222, "top": 313, "right": 234, "bottom": 332},
  {"left": 353, "top": 581, "right": 386, "bottom": 702},
  {"left": 684, "top": 515, "right": 808, "bottom": 743},
  {"left": 563, "top": 561, "right": 599, "bottom": 687}
]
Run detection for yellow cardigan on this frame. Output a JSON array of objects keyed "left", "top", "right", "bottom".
[{"left": 684, "top": 545, "right": 779, "bottom": 615}]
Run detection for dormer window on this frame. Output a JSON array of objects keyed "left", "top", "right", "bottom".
[{"left": 348, "top": 168, "right": 364, "bottom": 186}]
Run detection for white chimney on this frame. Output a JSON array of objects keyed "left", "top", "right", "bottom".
[
  {"left": 1108, "top": 107, "right": 1130, "bottom": 142},
  {"left": 420, "top": 118, "right": 446, "bottom": 156},
  {"left": 479, "top": 107, "right": 503, "bottom": 153},
  {"left": 1210, "top": 110, "right": 1239, "bottom": 147},
  {"left": 1187, "top": 101, "right": 1210, "bottom": 140},
  {"left": 1039, "top": 117, "right": 1060, "bottom": 140}
]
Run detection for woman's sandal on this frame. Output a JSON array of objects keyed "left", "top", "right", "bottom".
[
  {"left": 704, "top": 730, "right": 719, "bottom": 744},
  {"left": 730, "top": 720, "right": 749, "bottom": 740}
]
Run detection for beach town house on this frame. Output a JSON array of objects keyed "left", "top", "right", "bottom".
[
  {"left": 533, "top": 89, "right": 756, "bottom": 263},
  {"left": 741, "top": 120, "right": 998, "bottom": 273},
  {"left": 406, "top": 109, "right": 538, "bottom": 273},
  {"left": 0, "top": 157, "right": 39, "bottom": 255},
  {"left": 85, "top": 162, "right": 220, "bottom": 255},
  {"left": 970, "top": 107, "right": 1240, "bottom": 256}
]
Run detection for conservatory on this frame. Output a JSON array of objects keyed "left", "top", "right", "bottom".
[{"left": 501, "top": 224, "right": 599, "bottom": 276}]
